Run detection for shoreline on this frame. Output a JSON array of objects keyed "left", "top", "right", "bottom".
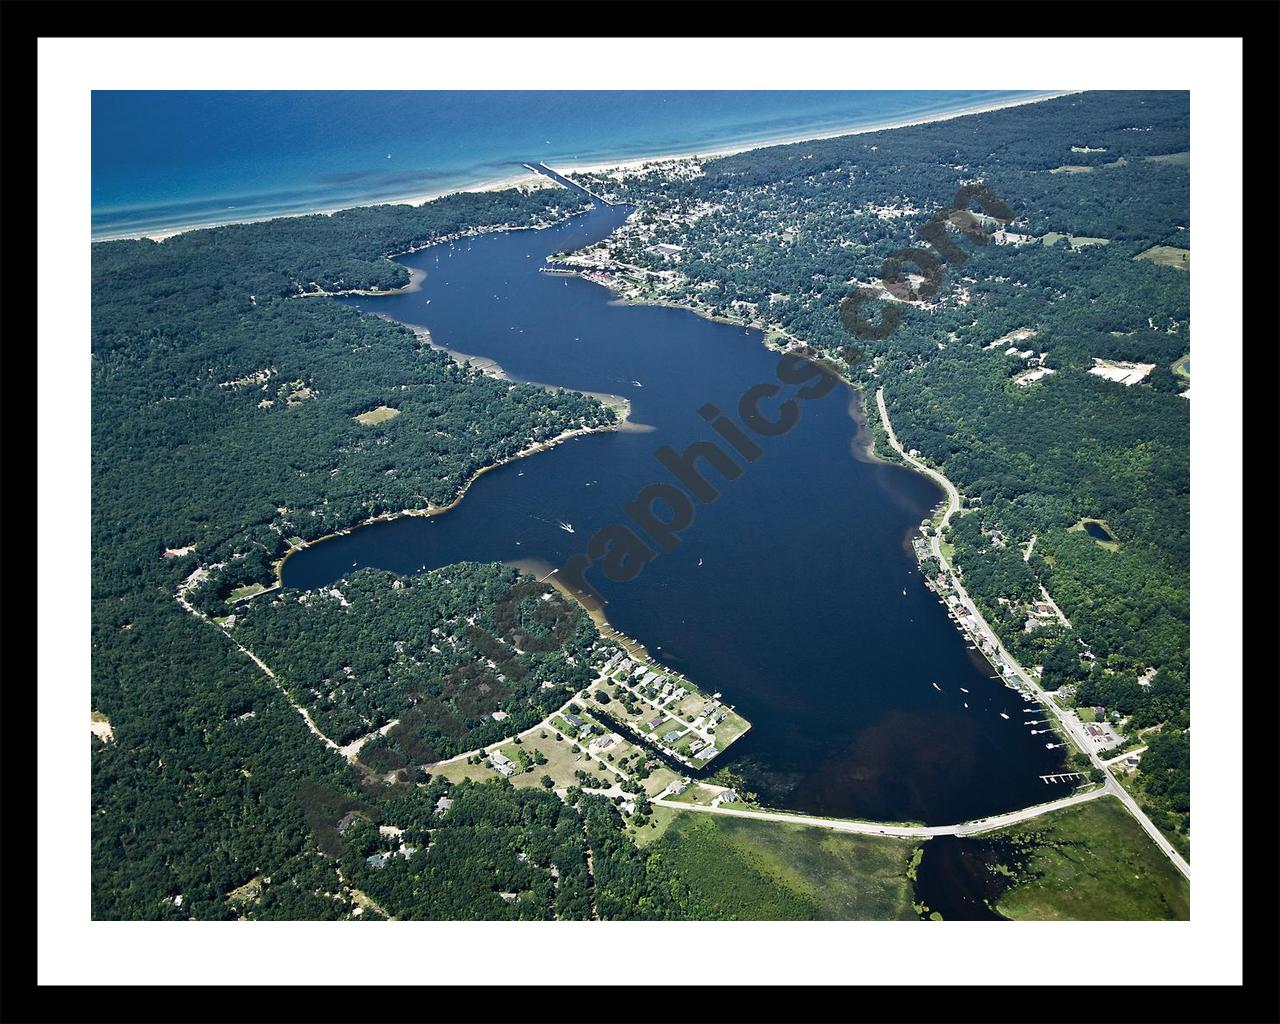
[
  {"left": 275, "top": 408, "right": 631, "bottom": 584},
  {"left": 95, "top": 91, "right": 1076, "bottom": 244},
  {"left": 555, "top": 91, "right": 1077, "bottom": 178}
]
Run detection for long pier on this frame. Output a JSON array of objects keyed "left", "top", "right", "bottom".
[{"left": 523, "top": 162, "right": 615, "bottom": 206}]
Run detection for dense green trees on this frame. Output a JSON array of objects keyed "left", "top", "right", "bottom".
[
  {"left": 91, "top": 185, "right": 618, "bottom": 919},
  {"left": 233, "top": 564, "right": 596, "bottom": 760}
]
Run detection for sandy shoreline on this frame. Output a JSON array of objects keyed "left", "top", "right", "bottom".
[
  {"left": 97, "top": 92, "right": 1076, "bottom": 244},
  {"left": 555, "top": 91, "right": 1077, "bottom": 177}
]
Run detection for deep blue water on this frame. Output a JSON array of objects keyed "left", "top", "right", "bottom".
[
  {"left": 91, "top": 90, "right": 1039, "bottom": 239},
  {"left": 280, "top": 200, "right": 1067, "bottom": 826}
]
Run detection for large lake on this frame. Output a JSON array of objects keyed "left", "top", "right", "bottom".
[{"left": 282, "top": 201, "right": 1066, "bottom": 825}]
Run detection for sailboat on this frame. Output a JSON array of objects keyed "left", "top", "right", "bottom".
[{"left": 931, "top": 682, "right": 942, "bottom": 693}]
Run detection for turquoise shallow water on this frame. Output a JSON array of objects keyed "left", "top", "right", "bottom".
[{"left": 91, "top": 90, "right": 1037, "bottom": 239}]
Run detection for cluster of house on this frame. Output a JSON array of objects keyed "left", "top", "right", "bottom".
[
  {"left": 366, "top": 845, "right": 416, "bottom": 870},
  {"left": 705, "top": 708, "right": 727, "bottom": 728},
  {"left": 599, "top": 646, "right": 690, "bottom": 708},
  {"left": 365, "top": 825, "right": 419, "bottom": 870},
  {"left": 489, "top": 750, "right": 517, "bottom": 777},
  {"left": 598, "top": 648, "right": 632, "bottom": 676},
  {"left": 563, "top": 712, "right": 594, "bottom": 741},
  {"left": 1023, "top": 598, "right": 1062, "bottom": 633}
]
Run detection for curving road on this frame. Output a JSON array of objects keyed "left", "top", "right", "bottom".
[
  {"left": 656, "top": 785, "right": 1109, "bottom": 838},
  {"left": 875, "top": 388, "right": 1189, "bottom": 880}
]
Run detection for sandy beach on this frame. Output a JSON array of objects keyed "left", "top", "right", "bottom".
[
  {"left": 555, "top": 91, "right": 1078, "bottom": 178},
  {"left": 99, "top": 91, "right": 1076, "bottom": 244}
]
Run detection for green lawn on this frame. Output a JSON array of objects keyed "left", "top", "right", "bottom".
[
  {"left": 992, "top": 797, "right": 1189, "bottom": 920},
  {"left": 655, "top": 811, "right": 918, "bottom": 920},
  {"left": 1041, "top": 232, "right": 1110, "bottom": 249},
  {"left": 1136, "top": 245, "right": 1190, "bottom": 271},
  {"left": 354, "top": 405, "right": 402, "bottom": 426}
]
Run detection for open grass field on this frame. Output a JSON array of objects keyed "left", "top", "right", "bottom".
[
  {"left": 1171, "top": 354, "right": 1191, "bottom": 380},
  {"left": 227, "top": 581, "right": 269, "bottom": 601},
  {"left": 354, "top": 405, "right": 402, "bottom": 426},
  {"left": 992, "top": 796, "right": 1189, "bottom": 920},
  {"left": 655, "top": 811, "right": 918, "bottom": 920},
  {"left": 1145, "top": 151, "right": 1190, "bottom": 166},
  {"left": 629, "top": 801, "right": 682, "bottom": 846},
  {"left": 1040, "top": 232, "right": 1110, "bottom": 249},
  {"left": 1136, "top": 245, "right": 1190, "bottom": 270},
  {"left": 709, "top": 708, "right": 750, "bottom": 747},
  {"left": 1049, "top": 165, "right": 1094, "bottom": 174}
]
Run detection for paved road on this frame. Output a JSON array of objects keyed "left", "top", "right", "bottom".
[
  {"left": 655, "top": 785, "right": 1109, "bottom": 838},
  {"left": 876, "top": 388, "right": 1190, "bottom": 881}
]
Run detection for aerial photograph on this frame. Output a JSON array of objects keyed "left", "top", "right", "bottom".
[{"left": 89, "top": 88, "right": 1192, "bottom": 924}]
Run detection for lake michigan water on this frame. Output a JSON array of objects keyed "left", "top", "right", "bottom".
[
  {"left": 91, "top": 90, "right": 1038, "bottom": 239},
  {"left": 280, "top": 199, "right": 1068, "bottom": 826}
]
